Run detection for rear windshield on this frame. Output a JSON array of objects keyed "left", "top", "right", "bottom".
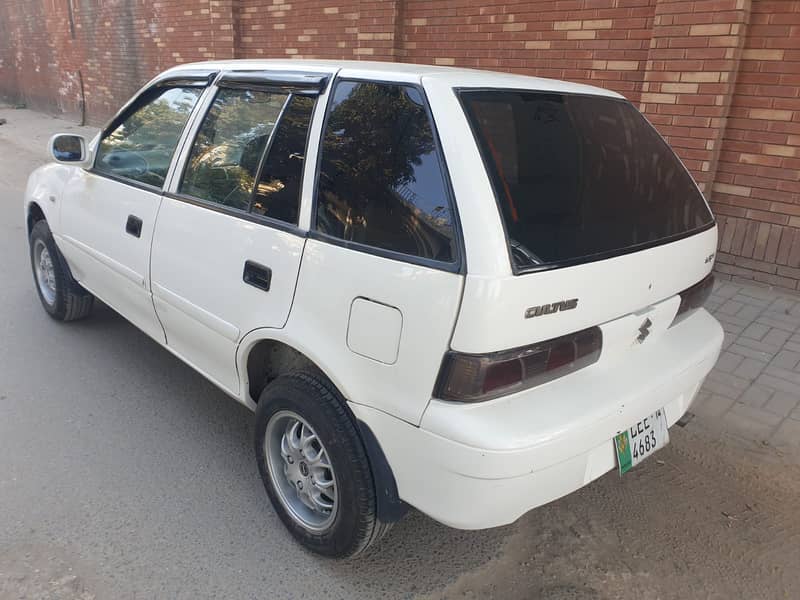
[{"left": 460, "top": 91, "right": 714, "bottom": 272}]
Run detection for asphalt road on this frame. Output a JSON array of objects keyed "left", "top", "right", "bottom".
[
  {"left": 2, "top": 108, "right": 799, "bottom": 600},
  {"left": 0, "top": 110, "right": 515, "bottom": 599}
]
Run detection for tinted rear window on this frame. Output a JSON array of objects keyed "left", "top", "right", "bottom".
[{"left": 460, "top": 91, "right": 714, "bottom": 271}]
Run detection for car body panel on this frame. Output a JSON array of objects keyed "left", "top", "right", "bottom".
[
  {"left": 286, "top": 239, "right": 463, "bottom": 425},
  {"left": 450, "top": 226, "right": 717, "bottom": 353},
  {"left": 57, "top": 169, "right": 166, "bottom": 343},
  {"left": 355, "top": 308, "right": 722, "bottom": 529},
  {"left": 150, "top": 197, "right": 306, "bottom": 395}
]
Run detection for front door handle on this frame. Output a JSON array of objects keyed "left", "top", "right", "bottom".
[
  {"left": 126, "top": 215, "right": 143, "bottom": 238},
  {"left": 243, "top": 260, "right": 272, "bottom": 292}
]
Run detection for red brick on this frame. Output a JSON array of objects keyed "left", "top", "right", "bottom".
[{"left": 1, "top": 0, "right": 798, "bottom": 286}]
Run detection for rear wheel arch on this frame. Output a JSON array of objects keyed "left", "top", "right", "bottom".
[
  {"left": 243, "top": 337, "right": 326, "bottom": 405},
  {"left": 241, "top": 335, "right": 407, "bottom": 525}
]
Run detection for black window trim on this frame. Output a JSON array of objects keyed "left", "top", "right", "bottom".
[
  {"left": 168, "top": 84, "right": 316, "bottom": 238},
  {"left": 87, "top": 169, "right": 165, "bottom": 196},
  {"left": 153, "top": 70, "right": 219, "bottom": 89},
  {"left": 89, "top": 72, "right": 217, "bottom": 192},
  {"left": 245, "top": 91, "right": 300, "bottom": 216},
  {"left": 455, "top": 86, "right": 716, "bottom": 276},
  {"left": 310, "top": 76, "right": 466, "bottom": 275},
  {"left": 162, "top": 190, "right": 308, "bottom": 238},
  {"left": 97, "top": 70, "right": 218, "bottom": 142},
  {"left": 217, "top": 70, "right": 330, "bottom": 94}
]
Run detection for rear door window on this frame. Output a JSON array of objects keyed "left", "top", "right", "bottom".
[
  {"left": 251, "top": 95, "right": 315, "bottom": 224},
  {"left": 460, "top": 91, "right": 714, "bottom": 272},
  {"left": 315, "top": 80, "right": 457, "bottom": 264},
  {"left": 180, "top": 88, "right": 288, "bottom": 212}
]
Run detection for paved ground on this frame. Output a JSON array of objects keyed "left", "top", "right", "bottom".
[
  {"left": 698, "top": 282, "right": 800, "bottom": 448},
  {"left": 0, "top": 106, "right": 799, "bottom": 600}
]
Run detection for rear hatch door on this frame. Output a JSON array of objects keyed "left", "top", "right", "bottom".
[{"left": 451, "top": 90, "right": 716, "bottom": 354}]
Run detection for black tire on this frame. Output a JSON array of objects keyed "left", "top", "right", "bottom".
[
  {"left": 254, "top": 372, "right": 392, "bottom": 558},
  {"left": 29, "top": 219, "right": 94, "bottom": 321}
]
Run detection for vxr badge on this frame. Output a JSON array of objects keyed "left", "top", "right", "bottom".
[{"left": 636, "top": 317, "right": 653, "bottom": 344}]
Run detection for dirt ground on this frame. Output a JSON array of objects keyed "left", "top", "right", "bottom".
[
  {"left": 421, "top": 424, "right": 800, "bottom": 600},
  {"left": 3, "top": 425, "right": 796, "bottom": 600}
]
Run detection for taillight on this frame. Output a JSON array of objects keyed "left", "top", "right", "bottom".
[
  {"left": 672, "top": 273, "right": 715, "bottom": 325},
  {"left": 433, "top": 327, "right": 602, "bottom": 403}
]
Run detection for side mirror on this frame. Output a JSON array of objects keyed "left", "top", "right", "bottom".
[{"left": 49, "top": 134, "right": 91, "bottom": 166}]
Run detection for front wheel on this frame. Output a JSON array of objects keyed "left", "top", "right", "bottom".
[
  {"left": 254, "top": 372, "right": 391, "bottom": 557},
  {"left": 29, "top": 219, "right": 94, "bottom": 321}
]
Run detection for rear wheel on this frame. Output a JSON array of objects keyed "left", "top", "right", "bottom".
[
  {"left": 254, "top": 372, "right": 391, "bottom": 557},
  {"left": 29, "top": 219, "right": 94, "bottom": 321}
]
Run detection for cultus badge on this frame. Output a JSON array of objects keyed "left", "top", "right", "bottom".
[{"left": 525, "top": 299, "right": 579, "bottom": 319}]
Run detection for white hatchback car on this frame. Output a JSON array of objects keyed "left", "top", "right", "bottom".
[{"left": 25, "top": 60, "right": 723, "bottom": 557}]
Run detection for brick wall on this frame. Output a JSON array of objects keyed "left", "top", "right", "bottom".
[
  {"left": 713, "top": 0, "right": 800, "bottom": 288},
  {"left": 1, "top": 0, "right": 799, "bottom": 290},
  {"left": 0, "top": 1, "right": 235, "bottom": 123},
  {"left": 402, "top": 0, "right": 656, "bottom": 103}
]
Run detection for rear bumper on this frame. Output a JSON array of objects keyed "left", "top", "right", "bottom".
[{"left": 350, "top": 308, "right": 723, "bottom": 530}]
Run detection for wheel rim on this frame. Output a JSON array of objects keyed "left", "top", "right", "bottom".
[
  {"left": 33, "top": 240, "right": 57, "bottom": 306},
  {"left": 265, "top": 410, "right": 338, "bottom": 532}
]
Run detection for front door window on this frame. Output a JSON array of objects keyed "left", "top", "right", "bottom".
[{"left": 94, "top": 86, "right": 202, "bottom": 188}]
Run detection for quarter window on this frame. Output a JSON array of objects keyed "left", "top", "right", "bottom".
[
  {"left": 315, "top": 81, "right": 456, "bottom": 263},
  {"left": 180, "top": 88, "right": 288, "bottom": 211},
  {"left": 95, "top": 86, "right": 202, "bottom": 188}
]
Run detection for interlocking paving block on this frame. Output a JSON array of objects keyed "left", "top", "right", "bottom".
[
  {"left": 729, "top": 402, "right": 784, "bottom": 427},
  {"left": 694, "top": 393, "right": 737, "bottom": 419},
  {"left": 741, "top": 322, "right": 770, "bottom": 341},
  {"left": 701, "top": 281, "right": 800, "bottom": 443},
  {"left": 737, "top": 357, "right": 769, "bottom": 381},
  {"left": 714, "top": 351, "right": 744, "bottom": 373},
  {"left": 718, "top": 299, "right": 745, "bottom": 315},
  {"left": 739, "top": 384, "right": 774, "bottom": 409},
  {"left": 764, "top": 392, "right": 800, "bottom": 418},
  {"left": 771, "top": 418, "right": 800, "bottom": 447},
  {"left": 771, "top": 350, "right": 800, "bottom": 371},
  {"left": 756, "top": 374, "right": 800, "bottom": 396}
]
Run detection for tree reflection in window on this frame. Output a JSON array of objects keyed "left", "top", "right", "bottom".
[
  {"left": 316, "top": 82, "right": 456, "bottom": 263},
  {"left": 181, "top": 88, "right": 287, "bottom": 211},
  {"left": 95, "top": 87, "right": 202, "bottom": 188}
]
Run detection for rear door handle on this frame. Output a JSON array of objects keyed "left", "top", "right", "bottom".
[
  {"left": 243, "top": 260, "right": 272, "bottom": 292},
  {"left": 126, "top": 215, "right": 143, "bottom": 238}
]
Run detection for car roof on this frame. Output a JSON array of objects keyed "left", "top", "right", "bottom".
[{"left": 161, "top": 59, "right": 624, "bottom": 100}]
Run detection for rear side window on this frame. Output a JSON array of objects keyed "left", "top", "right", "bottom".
[
  {"left": 180, "top": 88, "right": 288, "bottom": 212},
  {"left": 95, "top": 86, "right": 202, "bottom": 188},
  {"left": 315, "top": 81, "right": 456, "bottom": 263},
  {"left": 460, "top": 91, "right": 714, "bottom": 271}
]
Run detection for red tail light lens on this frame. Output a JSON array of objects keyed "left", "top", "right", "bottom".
[
  {"left": 483, "top": 358, "right": 523, "bottom": 395},
  {"left": 672, "top": 273, "right": 715, "bottom": 325},
  {"left": 434, "top": 327, "right": 602, "bottom": 403}
]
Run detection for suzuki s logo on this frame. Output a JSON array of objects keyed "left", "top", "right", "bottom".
[
  {"left": 637, "top": 318, "right": 653, "bottom": 344},
  {"left": 525, "top": 298, "right": 578, "bottom": 319}
]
